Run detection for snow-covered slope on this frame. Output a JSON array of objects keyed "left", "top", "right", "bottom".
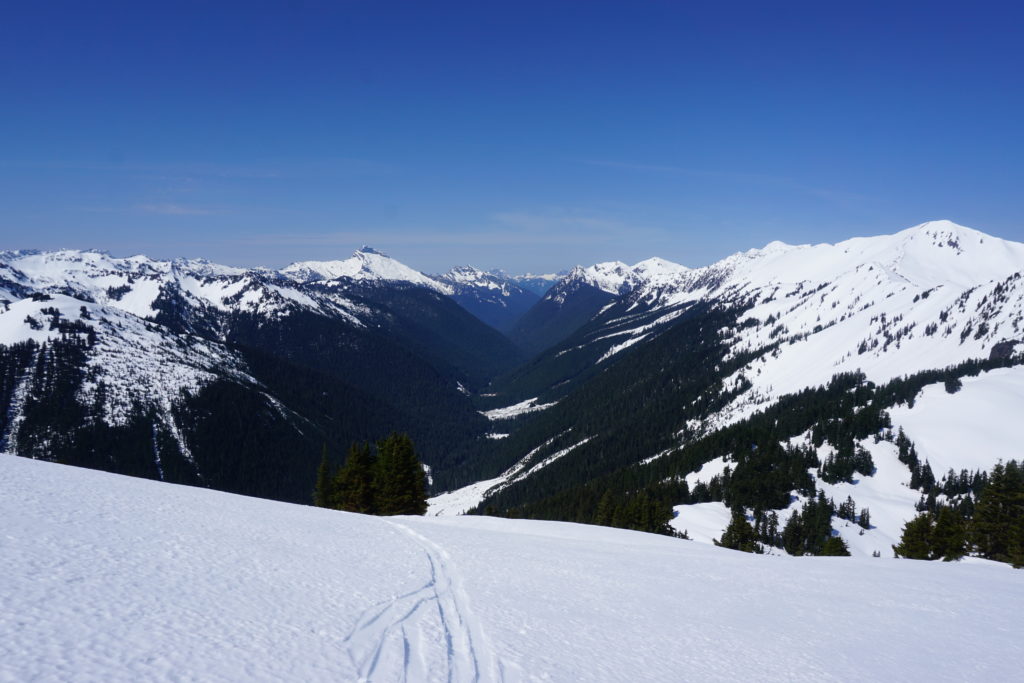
[
  {"left": 3, "top": 454, "right": 1021, "bottom": 683},
  {"left": 534, "top": 221, "right": 1024, "bottom": 429},
  {"left": 282, "top": 246, "right": 452, "bottom": 293},
  {"left": 0, "top": 294, "right": 249, "bottom": 435},
  {"left": 679, "top": 221, "right": 1024, "bottom": 429},
  {"left": 0, "top": 249, "right": 370, "bottom": 460}
]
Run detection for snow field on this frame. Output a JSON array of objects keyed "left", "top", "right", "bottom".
[{"left": 3, "top": 455, "right": 1023, "bottom": 682}]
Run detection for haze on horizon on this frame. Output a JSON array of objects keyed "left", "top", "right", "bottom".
[{"left": 1, "top": 2, "right": 1022, "bottom": 274}]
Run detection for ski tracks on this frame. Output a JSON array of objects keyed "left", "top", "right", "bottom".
[{"left": 342, "top": 520, "right": 504, "bottom": 683}]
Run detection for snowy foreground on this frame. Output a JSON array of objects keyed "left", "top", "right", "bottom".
[{"left": 3, "top": 456, "right": 1021, "bottom": 682}]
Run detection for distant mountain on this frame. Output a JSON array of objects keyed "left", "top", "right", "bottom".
[
  {"left": 432, "top": 266, "right": 540, "bottom": 333},
  {"left": 282, "top": 246, "right": 452, "bottom": 293},
  {"left": 509, "top": 258, "right": 688, "bottom": 355},
  {"left": 283, "top": 249, "right": 541, "bottom": 333},
  {"left": 502, "top": 271, "right": 565, "bottom": 297}
]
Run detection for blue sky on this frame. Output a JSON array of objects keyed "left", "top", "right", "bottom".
[{"left": 1, "top": 1, "right": 1022, "bottom": 273}]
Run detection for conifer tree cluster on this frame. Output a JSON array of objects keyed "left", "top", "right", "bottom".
[
  {"left": 894, "top": 460, "right": 1024, "bottom": 566},
  {"left": 779, "top": 493, "right": 850, "bottom": 556},
  {"left": 313, "top": 433, "right": 428, "bottom": 516},
  {"left": 715, "top": 507, "right": 763, "bottom": 553},
  {"left": 818, "top": 443, "right": 875, "bottom": 484}
]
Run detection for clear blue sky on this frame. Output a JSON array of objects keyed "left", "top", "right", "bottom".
[{"left": 2, "top": 1, "right": 1022, "bottom": 273}]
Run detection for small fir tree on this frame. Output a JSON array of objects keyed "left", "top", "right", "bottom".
[
  {"left": 820, "top": 535, "right": 851, "bottom": 556},
  {"left": 893, "top": 513, "right": 934, "bottom": 560}
]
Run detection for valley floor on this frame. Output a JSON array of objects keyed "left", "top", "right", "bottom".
[{"left": 2, "top": 454, "right": 1020, "bottom": 682}]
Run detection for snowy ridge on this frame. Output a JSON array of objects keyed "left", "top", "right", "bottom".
[
  {"left": 543, "top": 256, "right": 689, "bottom": 305},
  {"left": 4, "top": 454, "right": 1022, "bottom": 682},
  {"left": 684, "top": 222, "right": 1024, "bottom": 432},
  {"left": 0, "top": 248, "right": 364, "bottom": 322},
  {"left": 543, "top": 221, "right": 1024, "bottom": 426},
  {"left": 437, "top": 265, "right": 507, "bottom": 290}
]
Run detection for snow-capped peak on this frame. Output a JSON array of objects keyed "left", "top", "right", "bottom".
[
  {"left": 282, "top": 248, "right": 452, "bottom": 293},
  {"left": 553, "top": 257, "right": 689, "bottom": 298},
  {"left": 566, "top": 261, "right": 640, "bottom": 295},
  {"left": 441, "top": 265, "right": 493, "bottom": 285}
]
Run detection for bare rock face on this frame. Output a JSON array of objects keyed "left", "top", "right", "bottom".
[{"left": 989, "top": 340, "right": 1021, "bottom": 361}]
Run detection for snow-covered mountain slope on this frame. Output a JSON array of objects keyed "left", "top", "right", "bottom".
[
  {"left": 661, "top": 220, "right": 1024, "bottom": 430},
  {"left": 0, "top": 294, "right": 249, "bottom": 432},
  {"left": 0, "top": 247, "right": 523, "bottom": 502},
  {"left": 282, "top": 246, "right": 453, "bottom": 293},
  {"left": 510, "top": 220, "right": 1024, "bottom": 424},
  {"left": 4, "top": 454, "right": 1021, "bottom": 683}
]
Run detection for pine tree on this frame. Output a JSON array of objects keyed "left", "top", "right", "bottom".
[
  {"left": 893, "top": 513, "right": 934, "bottom": 560},
  {"left": 857, "top": 507, "right": 871, "bottom": 530},
  {"left": 716, "top": 506, "right": 762, "bottom": 553},
  {"left": 820, "top": 535, "right": 851, "bottom": 556},
  {"left": 335, "top": 442, "right": 377, "bottom": 514},
  {"left": 374, "top": 432, "right": 428, "bottom": 516},
  {"left": 782, "top": 510, "right": 804, "bottom": 555},
  {"left": 971, "top": 461, "right": 1024, "bottom": 562},
  {"left": 931, "top": 506, "right": 966, "bottom": 561}
]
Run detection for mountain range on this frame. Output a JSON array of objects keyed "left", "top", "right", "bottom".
[{"left": 2, "top": 220, "right": 1022, "bottom": 555}]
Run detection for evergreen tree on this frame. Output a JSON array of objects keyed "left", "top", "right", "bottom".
[
  {"left": 893, "top": 513, "right": 934, "bottom": 560},
  {"left": 782, "top": 510, "right": 804, "bottom": 555},
  {"left": 374, "top": 432, "right": 428, "bottom": 516},
  {"left": 335, "top": 442, "right": 377, "bottom": 514},
  {"left": 857, "top": 507, "right": 871, "bottom": 530},
  {"left": 971, "top": 461, "right": 1024, "bottom": 563},
  {"left": 931, "top": 506, "right": 966, "bottom": 561},
  {"left": 716, "top": 506, "right": 762, "bottom": 553},
  {"left": 820, "top": 535, "right": 851, "bottom": 556}
]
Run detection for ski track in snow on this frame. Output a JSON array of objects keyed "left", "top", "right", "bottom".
[
  {"left": 342, "top": 519, "right": 502, "bottom": 683},
  {"left": 5, "top": 456, "right": 1024, "bottom": 682}
]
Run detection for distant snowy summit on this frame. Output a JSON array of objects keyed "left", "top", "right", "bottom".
[
  {"left": 433, "top": 266, "right": 541, "bottom": 332},
  {"left": 282, "top": 246, "right": 453, "bottom": 294}
]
